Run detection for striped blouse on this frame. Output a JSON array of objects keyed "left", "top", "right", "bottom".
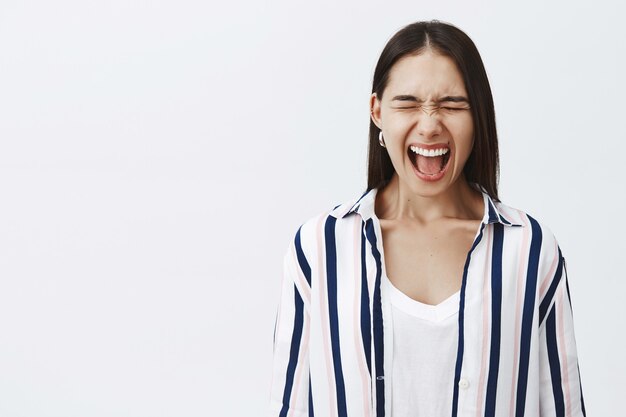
[{"left": 269, "top": 184, "right": 587, "bottom": 417}]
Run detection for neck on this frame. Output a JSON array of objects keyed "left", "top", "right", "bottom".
[{"left": 375, "top": 173, "right": 484, "bottom": 224}]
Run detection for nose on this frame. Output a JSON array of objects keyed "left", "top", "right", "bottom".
[{"left": 416, "top": 107, "right": 443, "bottom": 138}]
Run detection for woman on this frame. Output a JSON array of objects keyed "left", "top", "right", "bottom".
[{"left": 269, "top": 20, "right": 586, "bottom": 417}]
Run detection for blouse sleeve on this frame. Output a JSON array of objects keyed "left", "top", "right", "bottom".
[
  {"left": 538, "top": 254, "right": 588, "bottom": 416},
  {"left": 268, "top": 240, "right": 311, "bottom": 417}
]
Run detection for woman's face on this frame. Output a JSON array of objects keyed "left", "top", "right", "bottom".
[{"left": 370, "top": 50, "right": 474, "bottom": 194}]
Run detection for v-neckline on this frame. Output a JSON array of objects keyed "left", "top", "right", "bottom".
[{"left": 383, "top": 274, "right": 460, "bottom": 322}]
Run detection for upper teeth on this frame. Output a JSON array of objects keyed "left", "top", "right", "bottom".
[{"left": 410, "top": 146, "right": 449, "bottom": 157}]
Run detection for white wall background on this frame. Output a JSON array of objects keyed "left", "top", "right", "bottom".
[{"left": 0, "top": 0, "right": 623, "bottom": 415}]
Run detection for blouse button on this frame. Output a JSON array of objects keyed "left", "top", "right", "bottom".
[{"left": 458, "top": 378, "right": 470, "bottom": 389}]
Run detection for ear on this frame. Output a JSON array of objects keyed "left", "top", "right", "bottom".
[{"left": 370, "top": 93, "right": 382, "bottom": 130}]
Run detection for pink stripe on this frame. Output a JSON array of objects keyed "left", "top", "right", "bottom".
[
  {"left": 316, "top": 215, "right": 338, "bottom": 417},
  {"left": 538, "top": 239, "right": 559, "bottom": 301},
  {"left": 475, "top": 225, "right": 493, "bottom": 417},
  {"left": 556, "top": 281, "right": 572, "bottom": 416},
  {"left": 498, "top": 205, "right": 523, "bottom": 228},
  {"left": 509, "top": 213, "right": 531, "bottom": 416},
  {"left": 352, "top": 219, "right": 372, "bottom": 417}
]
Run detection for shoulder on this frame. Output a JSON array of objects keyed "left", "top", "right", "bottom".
[
  {"left": 299, "top": 190, "right": 364, "bottom": 232},
  {"left": 495, "top": 199, "right": 560, "bottom": 242},
  {"left": 495, "top": 198, "right": 564, "bottom": 282},
  {"left": 287, "top": 194, "right": 363, "bottom": 258}
]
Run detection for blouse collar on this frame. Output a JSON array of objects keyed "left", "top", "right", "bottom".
[{"left": 333, "top": 183, "right": 524, "bottom": 227}]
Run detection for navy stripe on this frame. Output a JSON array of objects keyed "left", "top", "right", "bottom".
[
  {"left": 487, "top": 199, "right": 499, "bottom": 223},
  {"left": 484, "top": 223, "right": 504, "bottom": 417},
  {"left": 343, "top": 188, "right": 370, "bottom": 217},
  {"left": 325, "top": 216, "right": 348, "bottom": 417},
  {"left": 502, "top": 215, "right": 523, "bottom": 227},
  {"left": 295, "top": 227, "right": 312, "bottom": 287},
  {"left": 279, "top": 283, "right": 305, "bottom": 417},
  {"left": 484, "top": 193, "right": 523, "bottom": 227},
  {"left": 546, "top": 306, "right": 565, "bottom": 416},
  {"left": 360, "top": 221, "right": 372, "bottom": 377},
  {"left": 451, "top": 222, "right": 487, "bottom": 417},
  {"left": 515, "top": 215, "right": 542, "bottom": 417},
  {"left": 365, "top": 219, "right": 385, "bottom": 417},
  {"left": 309, "top": 372, "right": 314, "bottom": 417},
  {"left": 539, "top": 248, "right": 564, "bottom": 326}
]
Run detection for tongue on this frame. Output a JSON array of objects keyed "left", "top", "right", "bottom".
[{"left": 416, "top": 154, "right": 444, "bottom": 175}]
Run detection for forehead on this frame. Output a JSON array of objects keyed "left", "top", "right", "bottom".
[{"left": 386, "top": 51, "right": 467, "bottom": 96}]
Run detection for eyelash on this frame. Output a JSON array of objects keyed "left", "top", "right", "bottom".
[{"left": 397, "top": 106, "right": 464, "bottom": 111}]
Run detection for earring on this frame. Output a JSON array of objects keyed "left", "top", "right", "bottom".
[{"left": 378, "top": 131, "right": 386, "bottom": 148}]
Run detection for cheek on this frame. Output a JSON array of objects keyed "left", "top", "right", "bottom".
[
  {"left": 382, "top": 118, "right": 412, "bottom": 151},
  {"left": 446, "top": 121, "right": 473, "bottom": 167},
  {"left": 385, "top": 113, "right": 413, "bottom": 134},
  {"left": 449, "top": 120, "right": 473, "bottom": 147}
]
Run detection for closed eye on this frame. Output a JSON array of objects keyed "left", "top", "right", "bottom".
[{"left": 394, "top": 106, "right": 469, "bottom": 111}]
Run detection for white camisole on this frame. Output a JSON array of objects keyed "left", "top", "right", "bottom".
[{"left": 384, "top": 274, "right": 460, "bottom": 417}]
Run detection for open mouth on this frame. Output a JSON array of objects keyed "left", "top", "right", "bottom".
[{"left": 408, "top": 145, "right": 451, "bottom": 176}]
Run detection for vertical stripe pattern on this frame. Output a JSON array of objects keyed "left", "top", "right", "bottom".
[
  {"left": 269, "top": 184, "right": 587, "bottom": 417},
  {"left": 360, "top": 225, "right": 372, "bottom": 378},
  {"left": 279, "top": 282, "right": 304, "bottom": 417},
  {"left": 484, "top": 222, "right": 504, "bottom": 417},
  {"left": 324, "top": 216, "right": 348, "bottom": 417},
  {"left": 364, "top": 219, "right": 385, "bottom": 417},
  {"left": 451, "top": 221, "right": 487, "bottom": 417},
  {"left": 546, "top": 306, "right": 565, "bottom": 416},
  {"left": 515, "top": 214, "right": 542, "bottom": 417}
]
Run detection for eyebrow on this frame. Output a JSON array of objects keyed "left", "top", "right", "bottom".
[{"left": 391, "top": 95, "right": 469, "bottom": 104}]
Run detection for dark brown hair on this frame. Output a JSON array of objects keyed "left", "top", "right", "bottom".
[{"left": 367, "top": 19, "right": 501, "bottom": 202}]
